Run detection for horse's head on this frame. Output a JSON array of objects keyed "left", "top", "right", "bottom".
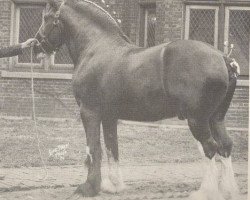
[{"left": 34, "top": 0, "right": 65, "bottom": 58}]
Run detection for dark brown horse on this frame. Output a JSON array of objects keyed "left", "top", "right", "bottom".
[{"left": 34, "top": 0, "right": 240, "bottom": 199}]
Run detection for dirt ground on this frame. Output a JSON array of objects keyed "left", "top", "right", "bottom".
[
  {"left": 0, "top": 162, "right": 248, "bottom": 200},
  {"left": 0, "top": 118, "right": 248, "bottom": 200},
  {"left": 0, "top": 163, "right": 248, "bottom": 200}
]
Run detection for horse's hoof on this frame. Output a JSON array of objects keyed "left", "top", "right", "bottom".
[
  {"left": 101, "top": 177, "right": 126, "bottom": 194},
  {"left": 219, "top": 187, "right": 240, "bottom": 200},
  {"left": 74, "top": 182, "right": 98, "bottom": 197},
  {"left": 221, "top": 192, "right": 240, "bottom": 200},
  {"left": 202, "top": 137, "right": 218, "bottom": 159},
  {"left": 101, "top": 178, "right": 117, "bottom": 193},
  {"left": 189, "top": 190, "right": 225, "bottom": 200}
]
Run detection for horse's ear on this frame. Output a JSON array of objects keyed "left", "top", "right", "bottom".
[{"left": 47, "top": 0, "right": 63, "bottom": 9}]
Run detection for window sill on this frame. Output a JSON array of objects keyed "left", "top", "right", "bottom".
[
  {"left": 184, "top": 0, "right": 250, "bottom": 6},
  {"left": 237, "top": 79, "right": 249, "bottom": 87},
  {"left": 12, "top": 0, "right": 47, "bottom": 4},
  {"left": 0, "top": 70, "right": 249, "bottom": 86},
  {"left": 0, "top": 70, "right": 72, "bottom": 80}
]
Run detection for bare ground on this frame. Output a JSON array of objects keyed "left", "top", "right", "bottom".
[{"left": 0, "top": 118, "right": 248, "bottom": 199}]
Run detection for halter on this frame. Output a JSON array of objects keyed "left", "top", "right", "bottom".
[{"left": 35, "top": 3, "right": 64, "bottom": 54}]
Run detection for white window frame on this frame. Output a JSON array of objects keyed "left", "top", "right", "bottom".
[
  {"left": 51, "top": 48, "right": 74, "bottom": 70},
  {"left": 138, "top": 4, "right": 156, "bottom": 47},
  {"left": 185, "top": 5, "right": 219, "bottom": 48},
  {"left": 224, "top": 6, "right": 250, "bottom": 72},
  {"left": 10, "top": 1, "right": 73, "bottom": 71},
  {"left": 144, "top": 8, "right": 150, "bottom": 47},
  {"left": 11, "top": 3, "right": 46, "bottom": 69},
  {"left": 144, "top": 6, "right": 156, "bottom": 47}
]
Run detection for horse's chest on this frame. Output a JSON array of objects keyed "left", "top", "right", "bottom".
[{"left": 72, "top": 70, "right": 100, "bottom": 106}]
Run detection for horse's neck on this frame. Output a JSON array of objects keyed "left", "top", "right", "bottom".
[{"left": 61, "top": 6, "right": 129, "bottom": 65}]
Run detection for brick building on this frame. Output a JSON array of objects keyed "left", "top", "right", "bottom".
[{"left": 0, "top": 0, "right": 249, "bottom": 128}]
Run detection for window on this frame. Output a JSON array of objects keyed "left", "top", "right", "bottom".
[
  {"left": 54, "top": 45, "right": 72, "bottom": 65},
  {"left": 185, "top": 2, "right": 250, "bottom": 76},
  {"left": 225, "top": 7, "right": 250, "bottom": 75},
  {"left": 185, "top": 5, "right": 219, "bottom": 47},
  {"left": 18, "top": 5, "right": 44, "bottom": 64},
  {"left": 12, "top": 2, "right": 73, "bottom": 71},
  {"left": 139, "top": 4, "right": 156, "bottom": 47}
]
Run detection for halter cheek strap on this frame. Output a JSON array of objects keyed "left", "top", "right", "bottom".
[
  {"left": 36, "top": 18, "right": 63, "bottom": 54},
  {"left": 35, "top": 2, "right": 64, "bottom": 54}
]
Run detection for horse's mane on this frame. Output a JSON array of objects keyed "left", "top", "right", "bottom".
[{"left": 65, "top": 0, "right": 131, "bottom": 43}]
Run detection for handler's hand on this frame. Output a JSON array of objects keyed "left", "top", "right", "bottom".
[{"left": 21, "top": 38, "right": 37, "bottom": 49}]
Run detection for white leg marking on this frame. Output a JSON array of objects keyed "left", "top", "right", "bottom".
[
  {"left": 101, "top": 149, "right": 125, "bottom": 193},
  {"left": 219, "top": 156, "right": 239, "bottom": 200},
  {"left": 86, "top": 146, "right": 93, "bottom": 163},
  {"left": 197, "top": 141, "right": 205, "bottom": 157},
  {"left": 190, "top": 142, "right": 224, "bottom": 200}
]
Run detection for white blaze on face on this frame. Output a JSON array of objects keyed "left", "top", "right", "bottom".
[
  {"left": 219, "top": 156, "right": 239, "bottom": 199},
  {"left": 101, "top": 148, "right": 125, "bottom": 193}
]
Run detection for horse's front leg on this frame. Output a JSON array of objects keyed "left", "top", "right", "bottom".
[
  {"left": 75, "top": 103, "right": 102, "bottom": 197},
  {"left": 101, "top": 118, "right": 125, "bottom": 193}
]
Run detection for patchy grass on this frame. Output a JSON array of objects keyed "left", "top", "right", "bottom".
[{"left": 0, "top": 118, "right": 248, "bottom": 168}]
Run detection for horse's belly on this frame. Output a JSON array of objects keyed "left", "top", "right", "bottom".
[{"left": 118, "top": 94, "right": 178, "bottom": 122}]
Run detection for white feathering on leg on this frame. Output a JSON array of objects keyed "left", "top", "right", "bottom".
[
  {"left": 190, "top": 143, "right": 224, "bottom": 200},
  {"left": 219, "top": 156, "right": 239, "bottom": 200},
  {"left": 101, "top": 149, "right": 125, "bottom": 193},
  {"left": 108, "top": 159, "right": 125, "bottom": 192}
]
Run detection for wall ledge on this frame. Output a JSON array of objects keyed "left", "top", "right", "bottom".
[
  {"left": 0, "top": 70, "right": 249, "bottom": 86},
  {"left": 1, "top": 70, "right": 72, "bottom": 80},
  {"left": 237, "top": 79, "right": 249, "bottom": 87}
]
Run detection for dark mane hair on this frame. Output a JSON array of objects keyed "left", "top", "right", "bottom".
[{"left": 64, "top": 0, "right": 131, "bottom": 43}]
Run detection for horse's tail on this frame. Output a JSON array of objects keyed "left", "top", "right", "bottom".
[{"left": 211, "top": 57, "right": 238, "bottom": 120}]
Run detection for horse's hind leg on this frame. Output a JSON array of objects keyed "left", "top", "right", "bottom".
[
  {"left": 188, "top": 118, "right": 224, "bottom": 200},
  {"left": 210, "top": 119, "right": 239, "bottom": 199},
  {"left": 188, "top": 119, "right": 218, "bottom": 159},
  {"left": 101, "top": 118, "right": 125, "bottom": 193},
  {"left": 210, "top": 76, "right": 239, "bottom": 200}
]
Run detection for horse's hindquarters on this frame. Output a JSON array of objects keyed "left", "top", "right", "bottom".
[{"left": 161, "top": 40, "right": 229, "bottom": 120}]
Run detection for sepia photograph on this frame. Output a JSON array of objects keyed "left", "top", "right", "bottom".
[{"left": 0, "top": 0, "right": 248, "bottom": 199}]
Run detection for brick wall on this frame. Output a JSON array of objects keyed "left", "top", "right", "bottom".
[
  {"left": 0, "top": 78, "right": 78, "bottom": 119},
  {"left": 0, "top": 0, "right": 11, "bottom": 70},
  {"left": 0, "top": 77, "right": 248, "bottom": 128},
  {"left": 226, "top": 86, "right": 249, "bottom": 128},
  {"left": 0, "top": 0, "right": 248, "bottom": 128}
]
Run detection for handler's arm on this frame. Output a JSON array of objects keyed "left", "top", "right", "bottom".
[
  {"left": 0, "top": 38, "right": 36, "bottom": 58},
  {"left": 0, "top": 44, "right": 23, "bottom": 58}
]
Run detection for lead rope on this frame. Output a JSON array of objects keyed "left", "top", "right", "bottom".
[{"left": 30, "top": 45, "right": 48, "bottom": 180}]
